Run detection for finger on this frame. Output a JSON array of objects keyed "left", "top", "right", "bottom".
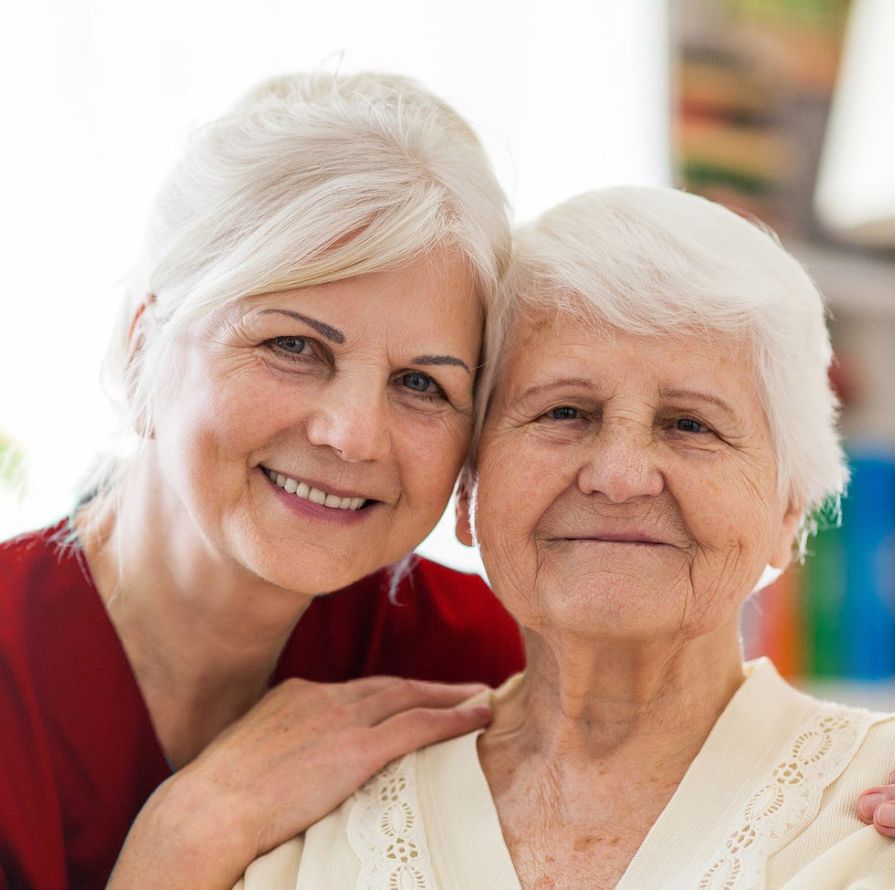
[
  {"left": 857, "top": 784, "right": 895, "bottom": 822},
  {"left": 366, "top": 702, "right": 493, "bottom": 767},
  {"left": 875, "top": 801, "right": 895, "bottom": 837},
  {"left": 265, "top": 675, "right": 409, "bottom": 710},
  {"left": 335, "top": 675, "right": 487, "bottom": 706},
  {"left": 336, "top": 675, "right": 409, "bottom": 703},
  {"left": 857, "top": 790, "right": 890, "bottom": 822},
  {"left": 356, "top": 679, "right": 490, "bottom": 725}
]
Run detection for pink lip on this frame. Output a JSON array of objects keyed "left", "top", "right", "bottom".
[
  {"left": 260, "top": 468, "right": 377, "bottom": 525},
  {"left": 563, "top": 532, "right": 668, "bottom": 545}
]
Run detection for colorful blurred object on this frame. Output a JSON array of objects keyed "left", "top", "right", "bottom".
[
  {"left": 673, "top": 0, "right": 851, "bottom": 235},
  {"left": 746, "top": 450, "right": 895, "bottom": 682},
  {"left": 840, "top": 451, "right": 895, "bottom": 679}
]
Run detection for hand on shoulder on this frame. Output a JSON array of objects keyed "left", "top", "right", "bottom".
[{"left": 107, "top": 675, "right": 492, "bottom": 889}]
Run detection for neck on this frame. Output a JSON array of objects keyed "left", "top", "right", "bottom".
[
  {"left": 478, "top": 625, "right": 746, "bottom": 890},
  {"left": 485, "top": 621, "right": 745, "bottom": 777},
  {"left": 78, "top": 455, "right": 315, "bottom": 766}
]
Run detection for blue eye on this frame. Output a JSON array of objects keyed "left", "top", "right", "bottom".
[
  {"left": 273, "top": 336, "right": 308, "bottom": 354},
  {"left": 402, "top": 372, "right": 438, "bottom": 394},
  {"left": 548, "top": 406, "right": 579, "bottom": 420},
  {"left": 675, "top": 417, "right": 707, "bottom": 433}
]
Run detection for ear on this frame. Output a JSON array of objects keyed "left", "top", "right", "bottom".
[
  {"left": 126, "top": 295, "right": 155, "bottom": 364},
  {"left": 769, "top": 496, "right": 803, "bottom": 570},
  {"left": 454, "top": 468, "right": 476, "bottom": 547},
  {"left": 126, "top": 295, "right": 157, "bottom": 439}
]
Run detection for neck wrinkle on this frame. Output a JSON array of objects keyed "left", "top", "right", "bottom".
[{"left": 488, "top": 622, "right": 746, "bottom": 769}]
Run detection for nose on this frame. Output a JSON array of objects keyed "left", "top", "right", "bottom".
[
  {"left": 576, "top": 423, "right": 664, "bottom": 503},
  {"left": 304, "top": 374, "right": 391, "bottom": 463}
]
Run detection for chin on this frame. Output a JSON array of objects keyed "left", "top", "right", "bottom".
[
  {"left": 227, "top": 529, "right": 377, "bottom": 596},
  {"left": 531, "top": 575, "right": 687, "bottom": 641}
]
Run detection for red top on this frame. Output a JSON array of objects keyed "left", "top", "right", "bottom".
[{"left": 0, "top": 524, "right": 523, "bottom": 890}]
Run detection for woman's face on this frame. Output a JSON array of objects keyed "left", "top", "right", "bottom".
[
  {"left": 150, "top": 249, "right": 481, "bottom": 594},
  {"left": 463, "top": 311, "right": 800, "bottom": 642}
]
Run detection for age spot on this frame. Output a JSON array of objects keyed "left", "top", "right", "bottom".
[{"left": 573, "top": 834, "right": 602, "bottom": 852}]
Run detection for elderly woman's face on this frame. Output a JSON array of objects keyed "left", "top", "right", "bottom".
[
  {"left": 151, "top": 249, "right": 481, "bottom": 594},
  {"left": 467, "top": 311, "right": 799, "bottom": 641}
]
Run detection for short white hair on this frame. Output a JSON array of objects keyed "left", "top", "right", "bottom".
[
  {"left": 477, "top": 186, "right": 847, "bottom": 546},
  {"left": 82, "top": 71, "right": 510, "bottom": 505}
]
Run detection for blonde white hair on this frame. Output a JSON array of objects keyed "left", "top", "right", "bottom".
[
  {"left": 477, "top": 186, "right": 847, "bottom": 547},
  {"left": 81, "top": 71, "right": 510, "bottom": 508}
]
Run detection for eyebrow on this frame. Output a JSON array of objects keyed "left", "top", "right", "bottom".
[
  {"left": 517, "top": 377, "right": 598, "bottom": 401},
  {"left": 257, "top": 309, "right": 345, "bottom": 344},
  {"left": 658, "top": 388, "right": 738, "bottom": 421},
  {"left": 411, "top": 355, "right": 470, "bottom": 374},
  {"left": 256, "top": 309, "right": 469, "bottom": 372}
]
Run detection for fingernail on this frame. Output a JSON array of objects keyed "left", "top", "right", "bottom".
[
  {"left": 878, "top": 802, "right": 895, "bottom": 829},
  {"left": 859, "top": 792, "right": 887, "bottom": 821}
]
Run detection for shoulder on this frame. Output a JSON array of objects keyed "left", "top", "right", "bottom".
[
  {"left": 240, "top": 752, "right": 428, "bottom": 890},
  {"left": 0, "top": 522, "right": 86, "bottom": 889},
  {"left": 0, "top": 520, "right": 85, "bottom": 660},
  {"left": 765, "top": 696, "right": 895, "bottom": 887},
  {"left": 0, "top": 521, "right": 169, "bottom": 889},
  {"left": 281, "top": 557, "right": 525, "bottom": 686}
]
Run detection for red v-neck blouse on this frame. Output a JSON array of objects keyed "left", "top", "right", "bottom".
[{"left": 0, "top": 523, "right": 523, "bottom": 890}]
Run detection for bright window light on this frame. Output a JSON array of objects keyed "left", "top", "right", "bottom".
[{"left": 0, "top": 0, "right": 670, "bottom": 577}]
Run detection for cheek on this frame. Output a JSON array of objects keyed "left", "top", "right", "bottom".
[
  {"left": 675, "top": 462, "right": 779, "bottom": 575},
  {"left": 475, "top": 443, "right": 563, "bottom": 551},
  {"left": 157, "top": 364, "right": 285, "bottom": 493},
  {"left": 397, "top": 414, "right": 472, "bottom": 506}
]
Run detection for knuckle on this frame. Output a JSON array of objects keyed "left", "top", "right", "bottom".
[
  {"left": 397, "top": 678, "right": 428, "bottom": 698},
  {"left": 402, "top": 706, "right": 441, "bottom": 730},
  {"left": 274, "top": 677, "right": 307, "bottom": 698},
  {"left": 341, "top": 729, "right": 382, "bottom": 768}
]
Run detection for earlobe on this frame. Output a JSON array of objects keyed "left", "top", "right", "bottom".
[
  {"left": 769, "top": 498, "right": 803, "bottom": 570},
  {"left": 454, "top": 469, "right": 476, "bottom": 548}
]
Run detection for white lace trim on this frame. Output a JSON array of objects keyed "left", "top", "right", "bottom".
[
  {"left": 347, "top": 752, "right": 438, "bottom": 890},
  {"left": 698, "top": 703, "right": 877, "bottom": 890}
]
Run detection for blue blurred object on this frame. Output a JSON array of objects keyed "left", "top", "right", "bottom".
[{"left": 842, "top": 450, "right": 895, "bottom": 680}]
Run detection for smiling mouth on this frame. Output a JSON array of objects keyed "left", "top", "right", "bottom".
[
  {"left": 560, "top": 535, "right": 668, "bottom": 546},
  {"left": 261, "top": 467, "right": 373, "bottom": 512}
]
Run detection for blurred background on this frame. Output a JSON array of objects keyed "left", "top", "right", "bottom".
[{"left": 1, "top": 0, "right": 893, "bottom": 699}]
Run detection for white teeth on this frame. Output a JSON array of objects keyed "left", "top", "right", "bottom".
[{"left": 265, "top": 468, "right": 366, "bottom": 511}]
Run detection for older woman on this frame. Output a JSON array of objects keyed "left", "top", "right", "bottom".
[
  {"left": 0, "top": 72, "right": 524, "bottom": 890},
  {"left": 242, "top": 187, "right": 895, "bottom": 888}
]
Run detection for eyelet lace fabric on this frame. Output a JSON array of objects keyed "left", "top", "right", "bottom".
[
  {"left": 347, "top": 753, "right": 438, "bottom": 890},
  {"left": 698, "top": 704, "right": 877, "bottom": 890}
]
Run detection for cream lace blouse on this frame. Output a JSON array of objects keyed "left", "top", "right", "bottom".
[{"left": 236, "top": 659, "right": 895, "bottom": 889}]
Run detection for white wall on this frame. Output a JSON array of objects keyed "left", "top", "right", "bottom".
[{"left": 0, "top": 0, "right": 670, "bottom": 573}]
